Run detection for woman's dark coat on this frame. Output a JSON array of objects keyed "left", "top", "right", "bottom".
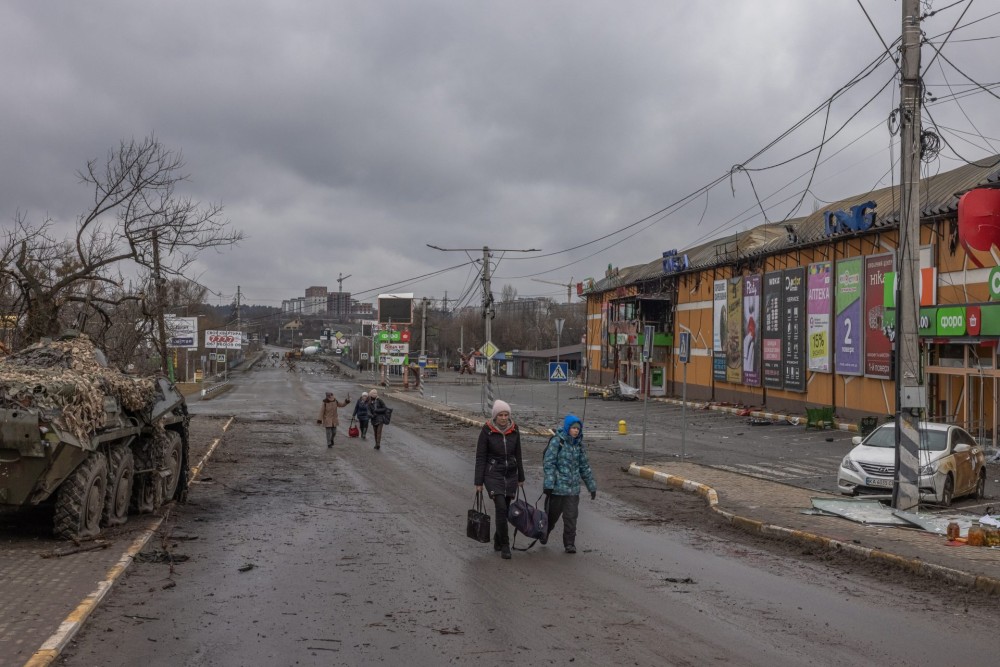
[
  {"left": 474, "top": 420, "right": 525, "bottom": 497},
  {"left": 369, "top": 397, "right": 388, "bottom": 426},
  {"left": 353, "top": 398, "right": 371, "bottom": 421}
]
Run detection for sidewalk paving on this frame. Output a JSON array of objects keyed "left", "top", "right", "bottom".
[{"left": 388, "top": 386, "right": 1000, "bottom": 595}]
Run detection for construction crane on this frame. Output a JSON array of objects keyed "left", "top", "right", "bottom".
[
  {"left": 337, "top": 272, "right": 352, "bottom": 292},
  {"left": 531, "top": 277, "right": 574, "bottom": 303}
]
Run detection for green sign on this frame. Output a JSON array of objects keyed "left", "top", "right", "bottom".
[
  {"left": 981, "top": 304, "right": 1000, "bottom": 335},
  {"left": 936, "top": 306, "right": 966, "bottom": 336},
  {"left": 918, "top": 308, "right": 935, "bottom": 336},
  {"left": 390, "top": 330, "right": 402, "bottom": 342},
  {"left": 884, "top": 271, "right": 895, "bottom": 309},
  {"left": 377, "top": 331, "right": 390, "bottom": 342},
  {"left": 990, "top": 267, "right": 1000, "bottom": 301}
]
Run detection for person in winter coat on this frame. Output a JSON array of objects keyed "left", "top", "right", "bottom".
[
  {"left": 317, "top": 392, "right": 351, "bottom": 448},
  {"left": 368, "top": 389, "right": 389, "bottom": 450},
  {"left": 352, "top": 392, "right": 372, "bottom": 439},
  {"left": 474, "top": 400, "right": 524, "bottom": 560},
  {"left": 542, "top": 414, "right": 597, "bottom": 554}
]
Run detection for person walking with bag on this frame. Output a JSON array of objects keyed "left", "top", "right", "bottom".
[
  {"left": 353, "top": 392, "right": 372, "bottom": 439},
  {"left": 368, "top": 389, "right": 389, "bottom": 450},
  {"left": 474, "top": 400, "right": 524, "bottom": 560},
  {"left": 317, "top": 391, "right": 351, "bottom": 448},
  {"left": 542, "top": 414, "right": 597, "bottom": 554}
]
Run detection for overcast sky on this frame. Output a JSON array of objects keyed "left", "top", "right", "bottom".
[{"left": 3, "top": 1, "right": 999, "bottom": 310}]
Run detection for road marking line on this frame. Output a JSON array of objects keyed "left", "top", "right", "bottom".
[{"left": 23, "top": 415, "right": 236, "bottom": 667}]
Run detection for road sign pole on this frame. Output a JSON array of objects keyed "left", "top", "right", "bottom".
[
  {"left": 555, "top": 318, "right": 565, "bottom": 420},
  {"left": 641, "top": 359, "right": 649, "bottom": 465}
]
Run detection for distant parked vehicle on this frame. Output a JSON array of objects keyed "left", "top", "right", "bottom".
[{"left": 838, "top": 422, "right": 986, "bottom": 506}]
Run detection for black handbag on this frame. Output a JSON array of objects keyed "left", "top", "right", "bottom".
[
  {"left": 382, "top": 407, "right": 393, "bottom": 425},
  {"left": 466, "top": 490, "right": 491, "bottom": 543},
  {"left": 507, "top": 487, "right": 548, "bottom": 543}
]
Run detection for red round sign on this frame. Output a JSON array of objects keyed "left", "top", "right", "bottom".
[
  {"left": 967, "top": 306, "right": 982, "bottom": 336},
  {"left": 400, "top": 330, "right": 411, "bottom": 342}
]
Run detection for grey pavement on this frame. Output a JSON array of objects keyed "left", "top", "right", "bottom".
[
  {"left": 387, "top": 372, "right": 1000, "bottom": 595},
  {"left": 0, "top": 416, "right": 228, "bottom": 667}
]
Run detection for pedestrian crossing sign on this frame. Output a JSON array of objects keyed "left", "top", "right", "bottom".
[{"left": 548, "top": 361, "right": 569, "bottom": 383}]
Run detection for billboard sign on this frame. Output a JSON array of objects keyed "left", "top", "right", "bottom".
[
  {"left": 713, "top": 280, "right": 728, "bottom": 381},
  {"left": 742, "top": 275, "right": 761, "bottom": 386},
  {"left": 377, "top": 293, "right": 414, "bottom": 324},
  {"left": 205, "top": 329, "right": 243, "bottom": 350},
  {"left": 165, "top": 315, "right": 199, "bottom": 349},
  {"left": 807, "top": 262, "right": 832, "bottom": 373},
  {"left": 762, "top": 271, "right": 783, "bottom": 389},
  {"left": 864, "top": 253, "right": 895, "bottom": 378},
  {"left": 835, "top": 257, "right": 864, "bottom": 375},
  {"left": 782, "top": 268, "right": 806, "bottom": 392},
  {"left": 726, "top": 277, "right": 743, "bottom": 384}
]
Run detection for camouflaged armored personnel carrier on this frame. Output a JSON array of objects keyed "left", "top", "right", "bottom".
[{"left": 0, "top": 332, "right": 190, "bottom": 539}]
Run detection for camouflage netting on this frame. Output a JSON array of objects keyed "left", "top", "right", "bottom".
[{"left": 0, "top": 335, "right": 158, "bottom": 445}]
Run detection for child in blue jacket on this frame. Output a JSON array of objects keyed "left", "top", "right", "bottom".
[{"left": 542, "top": 414, "right": 597, "bottom": 553}]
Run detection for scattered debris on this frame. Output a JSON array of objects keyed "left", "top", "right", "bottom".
[
  {"left": 238, "top": 563, "right": 255, "bottom": 572},
  {"left": 663, "top": 577, "right": 695, "bottom": 584},
  {"left": 40, "top": 541, "right": 110, "bottom": 559}
]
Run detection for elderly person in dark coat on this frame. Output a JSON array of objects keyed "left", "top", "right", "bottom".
[{"left": 474, "top": 400, "right": 524, "bottom": 559}]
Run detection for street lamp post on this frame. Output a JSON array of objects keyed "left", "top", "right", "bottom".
[{"left": 555, "top": 317, "right": 565, "bottom": 419}]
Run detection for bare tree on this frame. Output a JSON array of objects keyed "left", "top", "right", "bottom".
[{"left": 1, "top": 135, "right": 242, "bottom": 349}]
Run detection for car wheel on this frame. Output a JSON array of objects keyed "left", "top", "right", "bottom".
[
  {"left": 941, "top": 474, "right": 954, "bottom": 507},
  {"left": 973, "top": 468, "right": 987, "bottom": 500}
]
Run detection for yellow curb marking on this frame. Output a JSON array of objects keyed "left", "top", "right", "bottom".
[{"left": 24, "top": 415, "right": 236, "bottom": 667}]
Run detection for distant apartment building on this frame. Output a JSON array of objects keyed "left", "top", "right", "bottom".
[
  {"left": 327, "top": 291, "right": 352, "bottom": 319},
  {"left": 305, "top": 286, "right": 328, "bottom": 298}
]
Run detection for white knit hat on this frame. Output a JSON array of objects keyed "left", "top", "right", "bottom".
[{"left": 492, "top": 400, "right": 511, "bottom": 418}]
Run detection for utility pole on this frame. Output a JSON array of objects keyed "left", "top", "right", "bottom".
[
  {"left": 428, "top": 243, "right": 540, "bottom": 414},
  {"left": 235, "top": 285, "right": 242, "bottom": 331},
  {"left": 893, "top": 0, "right": 923, "bottom": 511},
  {"left": 442, "top": 291, "right": 449, "bottom": 311}
]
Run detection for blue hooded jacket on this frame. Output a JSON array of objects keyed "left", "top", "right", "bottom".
[{"left": 543, "top": 414, "right": 597, "bottom": 496}]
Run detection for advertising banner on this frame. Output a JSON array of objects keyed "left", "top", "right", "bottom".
[
  {"left": 835, "top": 257, "right": 864, "bottom": 375},
  {"left": 205, "top": 329, "right": 243, "bottom": 350},
  {"left": 380, "top": 343, "right": 409, "bottom": 354},
  {"left": 762, "top": 271, "right": 783, "bottom": 389},
  {"left": 864, "top": 253, "right": 895, "bottom": 378},
  {"left": 726, "top": 278, "right": 743, "bottom": 384},
  {"left": 782, "top": 268, "right": 806, "bottom": 391},
  {"left": 807, "top": 262, "right": 832, "bottom": 373},
  {"left": 165, "top": 315, "right": 199, "bottom": 349},
  {"left": 742, "top": 275, "right": 761, "bottom": 386},
  {"left": 713, "top": 280, "right": 728, "bottom": 381}
]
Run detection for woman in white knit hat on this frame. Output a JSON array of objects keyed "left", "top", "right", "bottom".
[{"left": 473, "top": 400, "right": 524, "bottom": 559}]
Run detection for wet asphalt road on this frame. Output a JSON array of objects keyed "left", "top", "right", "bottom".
[{"left": 56, "top": 361, "right": 998, "bottom": 666}]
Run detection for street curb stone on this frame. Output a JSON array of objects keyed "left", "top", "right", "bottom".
[{"left": 626, "top": 463, "right": 1000, "bottom": 596}]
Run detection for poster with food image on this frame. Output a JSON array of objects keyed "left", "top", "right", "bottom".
[
  {"left": 713, "top": 280, "right": 728, "bottom": 381},
  {"left": 762, "top": 271, "right": 783, "bottom": 389},
  {"left": 742, "top": 275, "right": 761, "bottom": 386},
  {"left": 726, "top": 277, "right": 743, "bottom": 384}
]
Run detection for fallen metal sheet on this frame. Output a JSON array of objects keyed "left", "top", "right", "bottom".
[
  {"left": 890, "top": 510, "right": 975, "bottom": 535},
  {"left": 810, "top": 498, "right": 914, "bottom": 526}
]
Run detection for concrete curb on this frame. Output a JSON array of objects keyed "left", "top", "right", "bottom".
[
  {"left": 385, "top": 389, "right": 555, "bottom": 437},
  {"left": 626, "top": 463, "right": 1000, "bottom": 596},
  {"left": 23, "top": 417, "right": 237, "bottom": 667},
  {"left": 572, "top": 383, "right": 860, "bottom": 432}
]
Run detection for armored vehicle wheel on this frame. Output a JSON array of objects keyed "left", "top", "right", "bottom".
[
  {"left": 103, "top": 446, "right": 134, "bottom": 527},
  {"left": 161, "top": 431, "right": 183, "bottom": 502},
  {"left": 130, "top": 472, "right": 162, "bottom": 514},
  {"left": 54, "top": 453, "right": 109, "bottom": 540}
]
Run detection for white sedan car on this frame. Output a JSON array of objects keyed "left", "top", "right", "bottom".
[{"left": 838, "top": 422, "right": 987, "bottom": 506}]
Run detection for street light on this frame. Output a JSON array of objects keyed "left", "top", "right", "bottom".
[{"left": 555, "top": 317, "right": 565, "bottom": 419}]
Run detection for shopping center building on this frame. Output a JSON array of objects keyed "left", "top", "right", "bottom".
[{"left": 583, "top": 157, "right": 1000, "bottom": 442}]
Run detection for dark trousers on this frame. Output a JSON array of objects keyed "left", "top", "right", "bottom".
[
  {"left": 373, "top": 423, "right": 384, "bottom": 446},
  {"left": 324, "top": 426, "right": 337, "bottom": 446},
  {"left": 359, "top": 419, "right": 370, "bottom": 437},
  {"left": 547, "top": 494, "right": 580, "bottom": 547},
  {"left": 490, "top": 493, "right": 513, "bottom": 546}
]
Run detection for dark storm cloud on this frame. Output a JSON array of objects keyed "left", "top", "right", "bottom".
[{"left": 2, "top": 1, "right": 998, "bottom": 306}]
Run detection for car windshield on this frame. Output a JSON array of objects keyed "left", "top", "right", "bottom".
[{"left": 863, "top": 426, "right": 948, "bottom": 451}]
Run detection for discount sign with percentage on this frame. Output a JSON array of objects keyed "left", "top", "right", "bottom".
[{"left": 205, "top": 330, "right": 243, "bottom": 349}]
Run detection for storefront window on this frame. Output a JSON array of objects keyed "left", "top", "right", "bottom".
[
  {"left": 970, "top": 344, "right": 995, "bottom": 370},
  {"left": 932, "top": 344, "right": 964, "bottom": 368}
]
